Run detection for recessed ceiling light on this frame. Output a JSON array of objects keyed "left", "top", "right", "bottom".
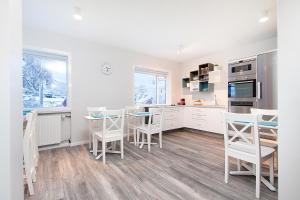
[
  {"left": 259, "top": 10, "right": 269, "bottom": 23},
  {"left": 73, "top": 7, "right": 82, "bottom": 21}
]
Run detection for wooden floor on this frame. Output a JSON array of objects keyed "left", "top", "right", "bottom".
[{"left": 25, "top": 130, "right": 278, "bottom": 200}]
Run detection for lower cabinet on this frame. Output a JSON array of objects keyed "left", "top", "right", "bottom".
[
  {"left": 163, "top": 106, "right": 225, "bottom": 134},
  {"left": 163, "top": 107, "right": 183, "bottom": 131}
]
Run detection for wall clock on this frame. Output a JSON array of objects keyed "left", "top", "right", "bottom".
[{"left": 102, "top": 63, "right": 112, "bottom": 75}]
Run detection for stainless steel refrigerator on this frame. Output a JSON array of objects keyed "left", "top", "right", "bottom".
[{"left": 256, "top": 51, "right": 278, "bottom": 109}]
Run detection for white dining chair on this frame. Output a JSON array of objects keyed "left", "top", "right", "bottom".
[
  {"left": 125, "top": 106, "right": 143, "bottom": 145},
  {"left": 87, "top": 107, "right": 106, "bottom": 149},
  {"left": 251, "top": 108, "right": 278, "bottom": 170},
  {"left": 23, "top": 112, "right": 36, "bottom": 195},
  {"left": 223, "top": 112, "right": 275, "bottom": 198},
  {"left": 251, "top": 108, "right": 278, "bottom": 146},
  {"left": 136, "top": 108, "right": 164, "bottom": 152},
  {"left": 93, "top": 109, "right": 125, "bottom": 164},
  {"left": 31, "top": 110, "right": 39, "bottom": 167}
]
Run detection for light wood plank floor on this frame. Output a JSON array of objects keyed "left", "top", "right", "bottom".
[{"left": 25, "top": 130, "right": 278, "bottom": 200}]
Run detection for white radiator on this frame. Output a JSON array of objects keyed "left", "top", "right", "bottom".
[{"left": 37, "top": 114, "right": 62, "bottom": 146}]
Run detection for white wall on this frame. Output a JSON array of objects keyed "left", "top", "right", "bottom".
[
  {"left": 179, "top": 37, "right": 277, "bottom": 106},
  {"left": 278, "top": 1, "right": 300, "bottom": 199},
  {"left": 0, "top": 0, "right": 23, "bottom": 199},
  {"left": 23, "top": 27, "right": 180, "bottom": 143}
]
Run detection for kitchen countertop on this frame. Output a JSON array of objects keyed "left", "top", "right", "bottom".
[{"left": 144, "top": 104, "right": 227, "bottom": 109}]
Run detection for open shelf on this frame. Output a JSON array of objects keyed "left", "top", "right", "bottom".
[
  {"left": 190, "top": 70, "right": 199, "bottom": 81},
  {"left": 182, "top": 78, "right": 190, "bottom": 88}
]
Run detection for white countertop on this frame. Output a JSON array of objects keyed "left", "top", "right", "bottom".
[{"left": 144, "top": 104, "right": 227, "bottom": 109}]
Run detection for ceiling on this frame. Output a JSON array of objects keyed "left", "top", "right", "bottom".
[{"left": 23, "top": 0, "right": 277, "bottom": 63}]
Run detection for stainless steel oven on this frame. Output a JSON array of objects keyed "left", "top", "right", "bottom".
[
  {"left": 228, "top": 79, "right": 256, "bottom": 99},
  {"left": 228, "top": 58, "right": 257, "bottom": 113}
]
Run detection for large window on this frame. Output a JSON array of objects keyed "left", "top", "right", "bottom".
[
  {"left": 134, "top": 68, "right": 167, "bottom": 104},
  {"left": 22, "top": 50, "right": 68, "bottom": 110}
]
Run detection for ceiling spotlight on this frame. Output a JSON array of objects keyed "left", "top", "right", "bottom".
[
  {"left": 177, "top": 45, "right": 185, "bottom": 55},
  {"left": 73, "top": 7, "right": 83, "bottom": 21},
  {"left": 259, "top": 10, "right": 269, "bottom": 23}
]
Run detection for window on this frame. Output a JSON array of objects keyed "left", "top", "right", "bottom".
[
  {"left": 22, "top": 50, "right": 68, "bottom": 110},
  {"left": 134, "top": 68, "right": 167, "bottom": 104}
]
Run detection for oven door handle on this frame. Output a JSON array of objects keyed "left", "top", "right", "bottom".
[
  {"left": 228, "top": 80, "right": 254, "bottom": 85},
  {"left": 257, "top": 82, "right": 262, "bottom": 99}
]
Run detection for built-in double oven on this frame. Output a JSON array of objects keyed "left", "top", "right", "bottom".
[{"left": 228, "top": 58, "right": 257, "bottom": 113}]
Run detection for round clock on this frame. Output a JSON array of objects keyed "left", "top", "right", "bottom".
[{"left": 102, "top": 63, "right": 112, "bottom": 75}]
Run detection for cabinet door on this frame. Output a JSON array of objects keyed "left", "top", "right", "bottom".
[
  {"left": 204, "top": 108, "right": 225, "bottom": 134},
  {"left": 183, "top": 107, "right": 194, "bottom": 128}
]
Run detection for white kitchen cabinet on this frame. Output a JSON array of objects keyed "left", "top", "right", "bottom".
[
  {"left": 155, "top": 106, "right": 225, "bottom": 134},
  {"left": 163, "top": 107, "right": 183, "bottom": 131},
  {"left": 183, "top": 107, "right": 225, "bottom": 134}
]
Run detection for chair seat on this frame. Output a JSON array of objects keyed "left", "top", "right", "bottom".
[
  {"left": 136, "top": 124, "right": 161, "bottom": 134},
  {"left": 94, "top": 131, "right": 123, "bottom": 141},
  {"left": 229, "top": 141, "right": 275, "bottom": 158},
  {"left": 260, "top": 138, "right": 278, "bottom": 149}
]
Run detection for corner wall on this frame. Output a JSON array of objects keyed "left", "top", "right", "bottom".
[
  {"left": 278, "top": 1, "right": 300, "bottom": 199},
  {"left": 0, "top": 0, "right": 23, "bottom": 199}
]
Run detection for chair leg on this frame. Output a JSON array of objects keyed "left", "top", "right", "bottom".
[
  {"left": 32, "top": 169, "right": 37, "bottom": 182},
  {"left": 89, "top": 132, "right": 92, "bottom": 149},
  {"left": 269, "top": 154, "right": 274, "bottom": 185},
  {"left": 225, "top": 154, "right": 229, "bottom": 183},
  {"left": 256, "top": 163, "right": 261, "bottom": 198},
  {"left": 237, "top": 159, "right": 241, "bottom": 171},
  {"left": 127, "top": 126, "right": 130, "bottom": 142},
  {"left": 159, "top": 131, "right": 162, "bottom": 148},
  {"left": 25, "top": 168, "right": 34, "bottom": 195},
  {"left": 147, "top": 134, "right": 151, "bottom": 152},
  {"left": 133, "top": 128, "right": 136, "bottom": 146},
  {"left": 121, "top": 139, "right": 124, "bottom": 159},
  {"left": 136, "top": 130, "right": 140, "bottom": 146},
  {"left": 102, "top": 141, "right": 106, "bottom": 164},
  {"left": 93, "top": 136, "right": 97, "bottom": 157}
]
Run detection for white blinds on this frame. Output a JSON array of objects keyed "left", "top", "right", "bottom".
[
  {"left": 135, "top": 67, "right": 168, "bottom": 77},
  {"left": 23, "top": 49, "right": 68, "bottom": 61}
]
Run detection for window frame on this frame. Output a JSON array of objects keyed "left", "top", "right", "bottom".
[
  {"left": 22, "top": 47, "right": 72, "bottom": 111},
  {"left": 134, "top": 67, "right": 168, "bottom": 105}
]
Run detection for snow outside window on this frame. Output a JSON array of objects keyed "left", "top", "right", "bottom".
[
  {"left": 22, "top": 50, "right": 68, "bottom": 111},
  {"left": 134, "top": 68, "right": 167, "bottom": 105}
]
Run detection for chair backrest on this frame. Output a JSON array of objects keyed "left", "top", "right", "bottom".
[
  {"left": 148, "top": 108, "right": 164, "bottom": 130},
  {"left": 102, "top": 109, "right": 125, "bottom": 136},
  {"left": 30, "top": 110, "right": 39, "bottom": 164},
  {"left": 251, "top": 108, "right": 278, "bottom": 122},
  {"left": 23, "top": 113, "right": 35, "bottom": 177},
  {"left": 223, "top": 112, "right": 260, "bottom": 157},
  {"left": 125, "top": 105, "right": 142, "bottom": 113},
  {"left": 87, "top": 107, "right": 106, "bottom": 116}
]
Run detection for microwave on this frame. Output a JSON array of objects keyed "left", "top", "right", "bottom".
[{"left": 228, "top": 58, "right": 256, "bottom": 81}]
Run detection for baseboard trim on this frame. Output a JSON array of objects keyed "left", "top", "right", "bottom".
[
  {"left": 70, "top": 140, "right": 89, "bottom": 147},
  {"left": 39, "top": 142, "right": 70, "bottom": 151}
]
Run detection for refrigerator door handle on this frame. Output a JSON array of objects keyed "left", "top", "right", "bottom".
[{"left": 257, "top": 82, "right": 262, "bottom": 99}]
